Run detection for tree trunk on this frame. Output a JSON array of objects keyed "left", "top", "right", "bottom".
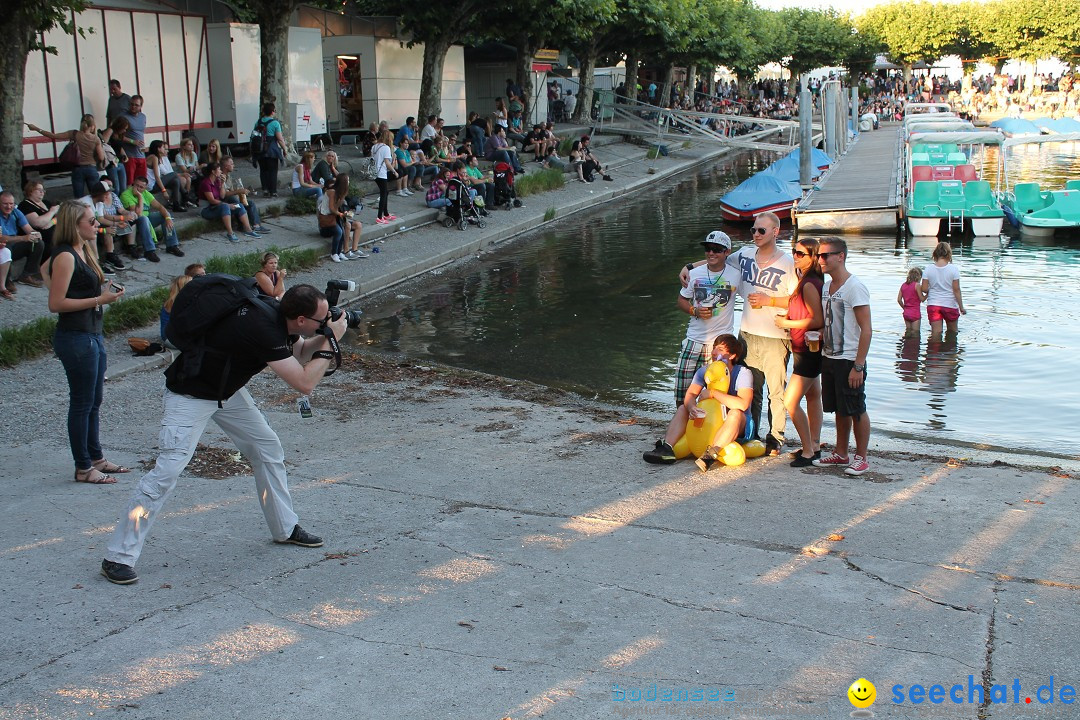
[
  {"left": 0, "top": 26, "right": 33, "bottom": 192},
  {"left": 257, "top": 5, "right": 295, "bottom": 160},
  {"left": 418, "top": 36, "right": 451, "bottom": 123},
  {"left": 902, "top": 64, "right": 912, "bottom": 83},
  {"left": 663, "top": 64, "right": 675, "bottom": 107},
  {"left": 514, "top": 33, "right": 537, "bottom": 125},
  {"left": 687, "top": 64, "right": 697, "bottom": 104},
  {"left": 574, "top": 42, "right": 597, "bottom": 124},
  {"left": 624, "top": 50, "right": 639, "bottom": 103}
]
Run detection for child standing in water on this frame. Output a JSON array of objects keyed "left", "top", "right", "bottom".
[
  {"left": 921, "top": 242, "right": 966, "bottom": 337},
  {"left": 897, "top": 267, "right": 924, "bottom": 336}
]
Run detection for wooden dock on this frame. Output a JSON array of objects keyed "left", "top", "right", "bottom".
[{"left": 793, "top": 124, "right": 903, "bottom": 234}]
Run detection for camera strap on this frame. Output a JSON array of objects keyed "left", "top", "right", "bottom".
[{"left": 313, "top": 334, "right": 341, "bottom": 376}]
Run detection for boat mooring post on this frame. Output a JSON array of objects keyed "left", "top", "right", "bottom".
[
  {"left": 823, "top": 82, "right": 837, "bottom": 160},
  {"left": 799, "top": 74, "right": 813, "bottom": 190},
  {"left": 851, "top": 86, "right": 859, "bottom": 136}
]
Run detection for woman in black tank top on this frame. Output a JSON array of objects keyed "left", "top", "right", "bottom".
[{"left": 45, "top": 201, "right": 128, "bottom": 484}]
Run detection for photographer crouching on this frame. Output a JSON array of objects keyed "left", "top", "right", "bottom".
[{"left": 101, "top": 280, "right": 348, "bottom": 585}]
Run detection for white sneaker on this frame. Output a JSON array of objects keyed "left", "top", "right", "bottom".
[
  {"left": 352, "top": 249, "right": 369, "bottom": 258},
  {"left": 330, "top": 253, "right": 342, "bottom": 263},
  {"left": 396, "top": 190, "right": 405, "bottom": 197},
  {"left": 404, "top": 188, "right": 415, "bottom": 196}
]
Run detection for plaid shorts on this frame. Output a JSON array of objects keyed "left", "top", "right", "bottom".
[{"left": 674, "top": 338, "right": 712, "bottom": 406}]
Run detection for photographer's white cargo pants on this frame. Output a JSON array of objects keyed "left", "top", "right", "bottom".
[{"left": 105, "top": 387, "right": 299, "bottom": 566}]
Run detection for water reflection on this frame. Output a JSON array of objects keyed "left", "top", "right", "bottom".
[{"left": 360, "top": 151, "right": 1080, "bottom": 455}]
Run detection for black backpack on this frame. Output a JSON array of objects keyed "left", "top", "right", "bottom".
[
  {"left": 166, "top": 274, "right": 280, "bottom": 404},
  {"left": 250, "top": 118, "right": 272, "bottom": 164}
]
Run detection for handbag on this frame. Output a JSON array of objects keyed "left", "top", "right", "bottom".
[{"left": 59, "top": 142, "right": 80, "bottom": 170}]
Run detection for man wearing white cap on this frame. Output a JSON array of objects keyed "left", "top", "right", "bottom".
[
  {"left": 672, "top": 230, "right": 740, "bottom": 405},
  {"left": 644, "top": 230, "right": 740, "bottom": 464}
]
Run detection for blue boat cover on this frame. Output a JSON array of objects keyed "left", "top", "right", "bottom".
[
  {"left": 720, "top": 173, "right": 802, "bottom": 212},
  {"left": 764, "top": 154, "right": 823, "bottom": 182},
  {"left": 1040, "top": 118, "right": 1080, "bottom": 134},
  {"left": 788, "top": 146, "right": 833, "bottom": 168},
  {"left": 990, "top": 118, "right": 1043, "bottom": 136}
]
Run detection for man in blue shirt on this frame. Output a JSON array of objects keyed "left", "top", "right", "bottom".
[
  {"left": 0, "top": 191, "right": 45, "bottom": 290},
  {"left": 394, "top": 117, "right": 420, "bottom": 150}
]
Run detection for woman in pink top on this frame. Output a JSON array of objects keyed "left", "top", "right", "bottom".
[{"left": 897, "top": 267, "right": 924, "bottom": 337}]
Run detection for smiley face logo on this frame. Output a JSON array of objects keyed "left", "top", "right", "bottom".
[{"left": 848, "top": 678, "right": 876, "bottom": 709}]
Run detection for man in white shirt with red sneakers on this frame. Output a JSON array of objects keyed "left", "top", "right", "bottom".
[{"left": 813, "top": 237, "right": 873, "bottom": 476}]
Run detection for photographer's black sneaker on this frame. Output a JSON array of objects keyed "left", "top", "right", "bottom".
[
  {"left": 275, "top": 524, "right": 323, "bottom": 547},
  {"left": 101, "top": 559, "right": 138, "bottom": 585}
]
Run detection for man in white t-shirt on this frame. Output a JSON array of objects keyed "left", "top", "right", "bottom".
[
  {"left": 671, "top": 230, "right": 741, "bottom": 407},
  {"left": 729, "top": 211, "right": 798, "bottom": 455},
  {"left": 813, "top": 237, "right": 873, "bottom": 476}
]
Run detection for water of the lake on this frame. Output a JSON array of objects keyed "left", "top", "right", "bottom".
[{"left": 358, "top": 144, "right": 1080, "bottom": 457}]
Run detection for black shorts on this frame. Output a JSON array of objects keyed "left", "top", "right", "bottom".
[
  {"left": 791, "top": 350, "right": 821, "bottom": 379},
  {"left": 821, "top": 357, "right": 866, "bottom": 419}
]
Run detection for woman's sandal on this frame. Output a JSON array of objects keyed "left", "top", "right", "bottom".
[
  {"left": 92, "top": 459, "right": 131, "bottom": 474},
  {"left": 75, "top": 468, "right": 117, "bottom": 484}
]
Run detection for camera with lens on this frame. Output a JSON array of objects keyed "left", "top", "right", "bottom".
[{"left": 324, "top": 280, "right": 363, "bottom": 330}]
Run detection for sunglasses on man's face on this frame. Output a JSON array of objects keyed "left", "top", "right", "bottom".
[
  {"left": 818, "top": 251, "right": 841, "bottom": 260},
  {"left": 751, "top": 226, "right": 771, "bottom": 235}
]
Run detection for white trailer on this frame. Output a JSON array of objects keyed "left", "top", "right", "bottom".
[
  {"left": 288, "top": 27, "right": 327, "bottom": 145},
  {"left": 22, "top": 6, "right": 213, "bottom": 167},
  {"left": 194, "top": 23, "right": 262, "bottom": 149}
]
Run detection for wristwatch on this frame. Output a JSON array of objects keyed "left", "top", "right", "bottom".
[{"left": 853, "top": 363, "right": 866, "bottom": 372}]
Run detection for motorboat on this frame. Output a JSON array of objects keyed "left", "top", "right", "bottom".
[{"left": 719, "top": 148, "right": 832, "bottom": 221}]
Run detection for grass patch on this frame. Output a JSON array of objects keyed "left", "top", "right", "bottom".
[
  {"left": 0, "top": 286, "right": 171, "bottom": 367},
  {"left": 284, "top": 196, "right": 318, "bottom": 215},
  {"left": 0, "top": 316, "right": 57, "bottom": 367},
  {"left": 544, "top": 206, "right": 556, "bottom": 222},
  {"left": 516, "top": 168, "right": 565, "bottom": 197},
  {"left": 263, "top": 203, "right": 284, "bottom": 219},
  {"left": 102, "top": 286, "right": 170, "bottom": 335},
  {"left": 558, "top": 137, "right": 574, "bottom": 155},
  {"left": 0, "top": 246, "right": 324, "bottom": 367},
  {"left": 177, "top": 218, "right": 218, "bottom": 241},
  {"left": 682, "top": 140, "right": 693, "bottom": 149},
  {"left": 647, "top": 147, "right": 661, "bottom": 159},
  {"left": 204, "top": 245, "right": 323, "bottom": 277}
]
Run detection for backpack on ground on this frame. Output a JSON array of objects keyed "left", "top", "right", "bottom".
[{"left": 165, "top": 274, "right": 280, "bottom": 404}]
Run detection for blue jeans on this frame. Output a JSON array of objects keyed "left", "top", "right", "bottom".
[
  {"left": 53, "top": 330, "right": 107, "bottom": 469},
  {"left": 225, "top": 195, "right": 261, "bottom": 226},
  {"left": 319, "top": 223, "right": 344, "bottom": 255},
  {"left": 134, "top": 213, "right": 179, "bottom": 251},
  {"left": 71, "top": 166, "right": 101, "bottom": 198},
  {"left": 427, "top": 198, "right": 451, "bottom": 209},
  {"left": 105, "top": 163, "right": 127, "bottom": 194},
  {"left": 292, "top": 186, "right": 323, "bottom": 199}
]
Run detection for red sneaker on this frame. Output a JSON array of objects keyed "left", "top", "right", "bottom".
[{"left": 812, "top": 452, "right": 850, "bottom": 468}]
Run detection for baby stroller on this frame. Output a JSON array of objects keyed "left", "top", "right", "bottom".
[
  {"left": 493, "top": 161, "right": 524, "bottom": 210},
  {"left": 443, "top": 176, "right": 487, "bottom": 231}
]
